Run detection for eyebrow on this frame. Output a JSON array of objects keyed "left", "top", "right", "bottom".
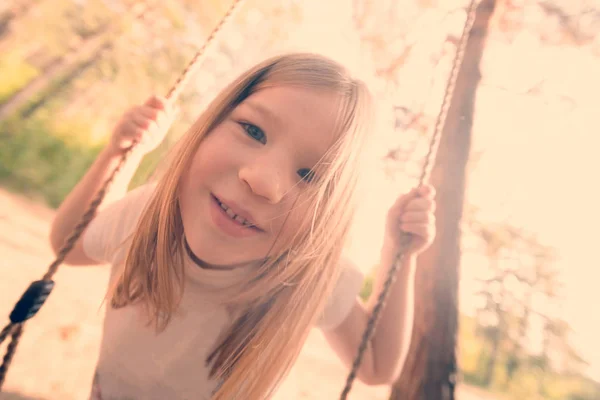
[{"left": 243, "top": 101, "right": 282, "bottom": 125}]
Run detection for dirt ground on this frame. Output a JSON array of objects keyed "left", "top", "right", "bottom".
[{"left": 0, "top": 187, "right": 493, "bottom": 400}]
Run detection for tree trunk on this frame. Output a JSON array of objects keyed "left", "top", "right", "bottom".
[
  {"left": 0, "top": 0, "right": 154, "bottom": 121},
  {"left": 19, "top": 42, "right": 113, "bottom": 119},
  {"left": 0, "top": 0, "right": 38, "bottom": 39},
  {"left": 389, "top": 1, "right": 496, "bottom": 399}
]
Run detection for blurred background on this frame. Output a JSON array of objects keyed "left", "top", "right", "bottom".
[{"left": 0, "top": 0, "right": 599, "bottom": 399}]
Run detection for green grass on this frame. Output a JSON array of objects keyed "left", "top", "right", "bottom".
[
  {"left": 359, "top": 274, "right": 374, "bottom": 301},
  {"left": 458, "top": 314, "right": 600, "bottom": 400},
  {"left": 0, "top": 117, "right": 103, "bottom": 207},
  {"left": 0, "top": 53, "right": 39, "bottom": 103}
]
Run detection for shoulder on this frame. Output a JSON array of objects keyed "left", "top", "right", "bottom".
[
  {"left": 317, "top": 257, "right": 365, "bottom": 331},
  {"left": 82, "top": 183, "right": 157, "bottom": 264}
]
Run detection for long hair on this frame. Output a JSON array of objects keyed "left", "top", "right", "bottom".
[{"left": 109, "top": 53, "right": 373, "bottom": 399}]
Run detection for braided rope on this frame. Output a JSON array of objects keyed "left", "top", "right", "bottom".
[
  {"left": 339, "top": 1, "right": 479, "bottom": 398},
  {"left": 2, "top": 0, "right": 476, "bottom": 396},
  {"left": 0, "top": 325, "right": 13, "bottom": 348},
  {"left": 165, "top": 2, "right": 243, "bottom": 101},
  {"left": 0, "top": 0, "right": 244, "bottom": 391},
  {"left": 0, "top": 324, "right": 22, "bottom": 388}
]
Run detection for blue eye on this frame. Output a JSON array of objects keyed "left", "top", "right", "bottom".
[
  {"left": 241, "top": 123, "right": 266, "bottom": 144},
  {"left": 298, "top": 168, "right": 316, "bottom": 183}
]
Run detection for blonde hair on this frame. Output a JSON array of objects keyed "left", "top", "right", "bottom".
[{"left": 110, "top": 53, "right": 373, "bottom": 399}]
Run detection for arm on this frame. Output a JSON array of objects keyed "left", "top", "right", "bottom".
[
  {"left": 49, "top": 96, "right": 174, "bottom": 265},
  {"left": 49, "top": 147, "right": 145, "bottom": 265},
  {"left": 323, "top": 243, "right": 416, "bottom": 385},
  {"left": 323, "top": 185, "right": 436, "bottom": 385}
]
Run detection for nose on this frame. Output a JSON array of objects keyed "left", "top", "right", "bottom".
[{"left": 238, "top": 155, "right": 291, "bottom": 204}]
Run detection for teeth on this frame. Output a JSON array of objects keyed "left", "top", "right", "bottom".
[
  {"left": 225, "top": 208, "right": 236, "bottom": 219},
  {"left": 217, "top": 198, "right": 252, "bottom": 227}
]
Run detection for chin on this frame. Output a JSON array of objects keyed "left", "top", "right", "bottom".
[{"left": 186, "top": 238, "right": 251, "bottom": 267}]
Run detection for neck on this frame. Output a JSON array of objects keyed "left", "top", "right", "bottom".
[{"left": 183, "top": 236, "right": 237, "bottom": 271}]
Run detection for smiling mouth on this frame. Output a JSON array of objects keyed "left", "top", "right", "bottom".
[{"left": 212, "top": 195, "right": 261, "bottom": 231}]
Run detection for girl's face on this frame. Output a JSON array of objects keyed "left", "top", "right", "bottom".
[{"left": 179, "top": 85, "right": 340, "bottom": 268}]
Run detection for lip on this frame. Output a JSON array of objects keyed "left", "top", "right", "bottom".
[{"left": 209, "top": 194, "right": 263, "bottom": 238}]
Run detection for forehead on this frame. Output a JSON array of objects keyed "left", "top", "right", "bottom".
[{"left": 239, "top": 86, "right": 342, "bottom": 160}]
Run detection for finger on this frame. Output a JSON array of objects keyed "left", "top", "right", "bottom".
[
  {"left": 417, "top": 184, "right": 436, "bottom": 198},
  {"left": 400, "top": 211, "right": 434, "bottom": 223},
  {"left": 404, "top": 197, "right": 436, "bottom": 212},
  {"left": 391, "top": 185, "right": 435, "bottom": 212},
  {"left": 400, "top": 222, "right": 430, "bottom": 238},
  {"left": 122, "top": 121, "right": 146, "bottom": 141},
  {"left": 144, "top": 95, "right": 169, "bottom": 111},
  {"left": 130, "top": 112, "right": 155, "bottom": 130},
  {"left": 137, "top": 106, "right": 161, "bottom": 122},
  {"left": 390, "top": 188, "right": 419, "bottom": 213}
]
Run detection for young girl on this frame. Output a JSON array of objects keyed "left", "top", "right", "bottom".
[{"left": 49, "top": 53, "right": 436, "bottom": 400}]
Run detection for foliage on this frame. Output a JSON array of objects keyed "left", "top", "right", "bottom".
[
  {"left": 355, "top": 225, "right": 599, "bottom": 400},
  {"left": 459, "top": 315, "right": 600, "bottom": 400},
  {"left": 0, "top": 2, "right": 598, "bottom": 399},
  {"left": 0, "top": 116, "right": 102, "bottom": 207},
  {"left": 0, "top": 52, "right": 39, "bottom": 103},
  {"left": 359, "top": 273, "right": 374, "bottom": 301},
  {"left": 0, "top": 0, "right": 302, "bottom": 207},
  {"left": 457, "top": 216, "right": 600, "bottom": 400}
]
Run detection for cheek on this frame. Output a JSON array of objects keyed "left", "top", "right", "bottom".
[
  {"left": 179, "top": 152, "right": 207, "bottom": 199},
  {"left": 272, "top": 198, "right": 313, "bottom": 245},
  {"left": 188, "top": 134, "right": 229, "bottom": 180}
]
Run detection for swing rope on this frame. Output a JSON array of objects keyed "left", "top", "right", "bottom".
[
  {"left": 0, "top": 0, "right": 244, "bottom": 390},
  {"left": 0, "top": 0, "right": 478, "bottom": 397},
  {"left": 339, "top": 0, "right": 478, "bottom": 398}
]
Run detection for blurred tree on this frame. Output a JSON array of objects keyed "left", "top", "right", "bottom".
[
  {"left": 0, "top": 0, "right": 39, "bottom": 40},
  {"left": 389, "top": 1, "right": 497, "bottom": 399},
  {"left": 466, "top": 216, "right": 592, "bottom": 397},
  {"left": 0, "top": 0, "right": 145, "bottom": 120}
]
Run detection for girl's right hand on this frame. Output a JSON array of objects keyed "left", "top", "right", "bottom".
[{"left": 108, "top": 95, "right": 177, "bottom": 156}]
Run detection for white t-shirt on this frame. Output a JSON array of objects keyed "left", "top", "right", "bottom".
[{"left": 82, "top": 184, "right": 364, "bottom": 400}]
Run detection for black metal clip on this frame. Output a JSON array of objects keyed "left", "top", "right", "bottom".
[{"left": 9, "top": 280, "right": 55, "bottom": 323}]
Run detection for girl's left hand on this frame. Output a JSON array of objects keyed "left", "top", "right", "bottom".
[{"left": 385, "top": 184, "right": 437, "bottom": 256}]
